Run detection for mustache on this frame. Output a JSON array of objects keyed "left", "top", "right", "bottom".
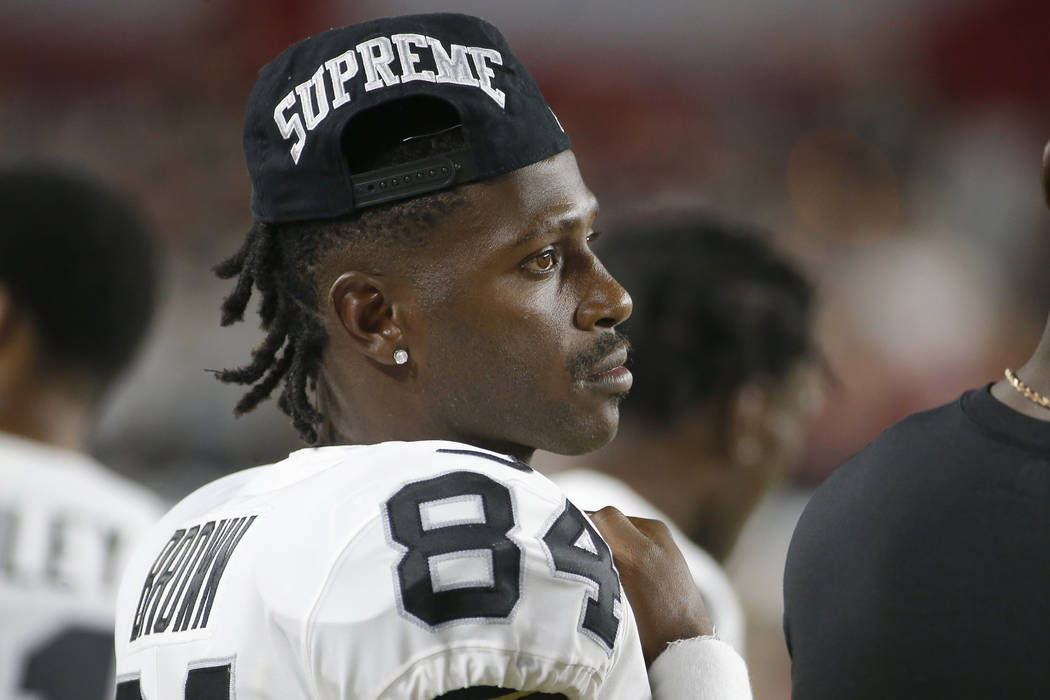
[{"left": 568, "top": 331, "right": 632, "bottom": 380}]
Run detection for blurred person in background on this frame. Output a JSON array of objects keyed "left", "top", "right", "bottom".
[
  {"left": 540, "top": 210, "right": 826, "bottom": 653},
  {"left": 783, "top": 141, "right": 1050, "bottom": 699},
  {"left": 0, "top": 162, "right": 163, "bottom": 699}
]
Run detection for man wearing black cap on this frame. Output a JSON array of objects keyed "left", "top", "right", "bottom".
[{"left": 113, "top": 14, "right": 751, "bottom": 699}]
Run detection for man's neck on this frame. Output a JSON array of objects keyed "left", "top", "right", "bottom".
[
  {"left": 991, "top": 314, "right": 1050, "bottom": 422},
  {"left": 0, "top": 380, "right": 94, "bottom": 453}
]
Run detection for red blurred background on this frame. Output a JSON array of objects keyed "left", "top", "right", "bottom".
[{"left": 3, "top": 1, "right": 1048, "bottom": 696}]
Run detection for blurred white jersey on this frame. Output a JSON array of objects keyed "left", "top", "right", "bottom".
[
  {"left": 0, "top": 432, "right": 164, "bottom": 700},
  {"left": 114, "top": 441, "right": 654, "bottom": 700}
]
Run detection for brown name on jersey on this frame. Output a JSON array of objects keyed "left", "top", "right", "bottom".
[{"left": 129, "top": 515, "right": 256, "bottom": 642}]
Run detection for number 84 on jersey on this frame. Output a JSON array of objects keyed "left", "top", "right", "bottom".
[{"left": 385, "top": 470, "right": 623, "bottom": 651}]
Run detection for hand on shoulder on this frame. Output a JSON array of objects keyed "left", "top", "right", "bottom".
[{"left": 587, "top": 506, "right": 714, "bottom": 665}]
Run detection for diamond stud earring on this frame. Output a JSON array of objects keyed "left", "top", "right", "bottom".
[{"left": 393, "top": 349, "right": 409, "bottom": 366}]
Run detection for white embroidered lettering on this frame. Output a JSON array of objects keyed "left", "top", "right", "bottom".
[
  {"left": 467, "top": 47, "right": 505, "bottom": 107},
  {"left": 271, "top": 33, "right": 512, "bottom": 163},
  {"left": 324, "top": 49, "right": 359, "bottom": 108},
  {"left": 392, "top": 33, "right": 436, "bottom": 83},
  {"left": 295, "top": 65, "right": 330, "bottom": 131},
  {"left": 357, "top": 37, "right": 401, "bottom": 91},
  {"left": 273, "top": 91, "right": 307, "bottom": 164},
  {"left": 429, "top": 38, "right": 479, "bottom": 88}
]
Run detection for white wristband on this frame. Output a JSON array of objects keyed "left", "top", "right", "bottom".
[{"left": 648, "top": 636, "right": 753, "bottom": 700}]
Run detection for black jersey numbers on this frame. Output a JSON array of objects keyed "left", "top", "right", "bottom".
[
  {"left": 542, "top": 501, "right": 621, "bottom": 649},
  {"left": 385, "top": 471, "right": 621, "bottom": 651},
  {"left": 386, "top": 471, "right": 521, "bottom": 625}
]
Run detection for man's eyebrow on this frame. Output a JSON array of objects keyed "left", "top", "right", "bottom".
[{"left": 514, "top": 202, "right": 600, "bottom": 246}]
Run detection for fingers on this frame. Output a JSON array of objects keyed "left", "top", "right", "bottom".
[
  {"left": 586, "top": 505, "right": 631, "bottom": 539},
  {"left": 587, "top": 506, "right": 672, "bottom": 547},
  {"left": 586, "top": 507, "right": 676, "bottom": 574}
]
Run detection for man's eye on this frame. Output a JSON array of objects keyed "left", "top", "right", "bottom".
[{"left": 523, "top": 249, "right": 560, "bottom": 274}]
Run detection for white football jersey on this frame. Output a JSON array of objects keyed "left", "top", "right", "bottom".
[
  {"left": 114, "top": 441, "right": 654, "bottom": 700},
  {"left": 0, "top": 432, "right": 165, "bottom": 700}
]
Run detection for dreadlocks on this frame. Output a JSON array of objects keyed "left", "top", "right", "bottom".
[
  {"left": 213, "top": 186, "right": 466, "bottom": 445},
  {"left": 217, "top": 96, "right": 472, "bottom": 442}
]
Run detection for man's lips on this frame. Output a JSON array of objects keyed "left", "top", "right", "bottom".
[
  {"left": 587, "top": 347, "right": 629, "bottom": 379},
  {"left": 582, "top": 347, "right": 633, "bottom": 392}
]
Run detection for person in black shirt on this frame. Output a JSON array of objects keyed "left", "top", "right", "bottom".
[{"left": 783, "top": 141, "right": 1050, "bottom": 698}]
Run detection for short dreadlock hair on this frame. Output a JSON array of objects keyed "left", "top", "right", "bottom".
[
  {"left": 600, "top": 210, "right": 816, "bottom": 425},
  {"left": 0, "top": 161, "right": 158, "bottom": 391},
  {"left": 215, "top": 109, "right": 469, "bottom": 445}
]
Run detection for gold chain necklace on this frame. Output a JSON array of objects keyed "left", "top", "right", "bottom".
[{"left": 1004, "top": 368, "right": 1050, "bottom": 410}]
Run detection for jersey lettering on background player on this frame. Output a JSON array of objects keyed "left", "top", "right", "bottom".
[
  {"left": 2, "top": 504, "right": 142, "bottom": 700},
  {"left": 0, "top": 504, "right": 124, "bottom": 594},
  {"left": 129, "top": 515, "right": 256, "bottom": 641}
]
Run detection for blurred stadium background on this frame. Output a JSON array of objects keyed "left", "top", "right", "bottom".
[{"left": 4, "top": 0, "right": 1048, "bottom": 697}]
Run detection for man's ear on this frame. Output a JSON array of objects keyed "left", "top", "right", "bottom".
[
  {"left": 0, "top": 285, "right": 16, "bottom": 347},
  {"left": 725, "top": 383, "right": 768, "bottom": 469},
  {"left": 1042, "top": 140, "right": 1050, "bottom": 209},
  {"left": 0, "top": 285, "right": 39, "bottom": 386},
  {"left": 328, "top": 271, "right": 408, "bottom": 365}
]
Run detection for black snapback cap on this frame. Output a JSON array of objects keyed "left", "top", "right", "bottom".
[{"left": 244, "top": 13, "right": 571, "bottom": 223}]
